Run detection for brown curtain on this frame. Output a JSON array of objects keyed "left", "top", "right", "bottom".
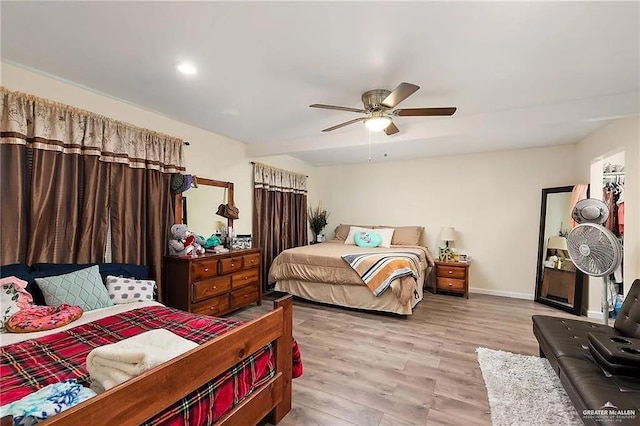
[
  {"left": 110, "top": 164, "right": 174, "bottom": 301},
  {"left": 0, "top": 144, "right": 29, "bottom": 263},
  {"left": 1, "top": 88, "right": 183, "bottom": 302},
  {"left": 253, "top": 163, "right": 307, "bottom": 291}
]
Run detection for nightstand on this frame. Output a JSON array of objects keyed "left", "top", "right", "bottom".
[{"left": 435, "top": 261, "right": 470, "bottom": 298}]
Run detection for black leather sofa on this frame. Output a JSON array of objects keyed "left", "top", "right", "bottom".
[{"left": 533, "top": 279, "right": 640, "bottom": 426}]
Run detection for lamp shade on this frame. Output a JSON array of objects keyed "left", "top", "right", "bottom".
[
  {"left": 439, "top": 226, "right": 456, "bottom": 242},
  {"left": 547, "top": 236, "right": 568, "bottom": 251}
]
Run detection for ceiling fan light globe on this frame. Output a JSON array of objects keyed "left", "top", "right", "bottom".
[{"left": 365, "top": 117, "right": 392, "bottom": 132}]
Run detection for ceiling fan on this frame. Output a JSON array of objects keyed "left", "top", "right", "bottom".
[{"left": 310, "top": 82, "right": 456, "bottom": 135}]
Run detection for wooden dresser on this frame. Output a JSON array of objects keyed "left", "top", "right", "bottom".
[
  {"left": 435, "top": 261, "right": 470, "bottom": 298},
  {"left": 163, "top": 248, "right": 262, "bottom": 316}
]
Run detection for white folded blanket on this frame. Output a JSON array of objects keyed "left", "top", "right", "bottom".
[{"left": 86, "top": 329, "right": 198, "bottom": 393}]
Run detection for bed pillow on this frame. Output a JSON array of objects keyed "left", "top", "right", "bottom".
[
  {"left": 1, "top": 277, "right": 33, "bottom": 332},
  {"left": 377, "top": 226, "right": 423, "bottom": 246},
  {"left": 6, "top": 304, "right": 83, "bottom": 333},
  {"left": 354, "top": 231, "right": 382, "bottom": 248},
  {"left": 1, "top": 264, "right": 45, "bottom": 306},
  {"left": 345, "top": 226, "right": 395, "bottom": 248},
  {"left": 32, "top": 263, "right": 149, "bottom": 282},
  {"left": 35, "top": 265, "right": 113, "bottom": 311},
  {"left": 105, "top": 276, "right": 156, "bottom": 304},
  {"left": 333, "top": 224, "right": 372, "bottom": 241}
]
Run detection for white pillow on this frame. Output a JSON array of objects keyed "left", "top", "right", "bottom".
[
  {"left": 344, "top": 226, "right": 395, "bottom": 248},
  {"left": 105, "top": 276, "right": 156, "bottom": 304}
]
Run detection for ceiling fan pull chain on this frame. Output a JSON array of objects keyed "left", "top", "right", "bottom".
[{"left": 368, "top": 130, "right": 372, "bottom": 162}]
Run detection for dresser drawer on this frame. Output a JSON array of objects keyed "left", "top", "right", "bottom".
[
  {"left": 192, "top": 294, "right": 230, "bottom": 316},
  {"left": 437, "top": 277, "right": 465, "bottom": 292},
  {"left": 242, "top": 253, "right": 261, "bottom": 269},
  {"left": 229, "top": 285, "right": 259, "bottom": 310},
  {"left": 191, "top": 259, "right": 219, "bottom": 281},
  {"left": 437, "top": 265, "right": 466, "bottom": 279},
  {"left": 219, "top": 257, "right": 243, "bottom": 274},
  {"left": 192, "top": 276, "right": 231, "bottom": 303},
  {"left": 231, "top": 267, "right": 259, "bottom": 289}
]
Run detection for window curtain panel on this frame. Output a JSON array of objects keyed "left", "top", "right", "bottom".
[
  {"left": 253, "top": 163, "right": 307, "bottom": 291},
  {"left": 0, "top": 88, "right": 184, "bottom": 300}
]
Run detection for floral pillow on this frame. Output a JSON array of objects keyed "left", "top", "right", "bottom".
[
  {"left": 0, "top": 277, "right": 33, "bottom": 332},
  {"left": 105, "top": 276, "right": 156, "bottom": 304},
  {"left": 6, "top": 304, "right": 83, "bottom": 333}
]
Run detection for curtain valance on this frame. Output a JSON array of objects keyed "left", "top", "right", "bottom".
[
  {"left": 0, "top": 88, "right": 184, "bottom": 173},
  {"left": 253, "top": 162, "right": 307, "bottom": 194}
]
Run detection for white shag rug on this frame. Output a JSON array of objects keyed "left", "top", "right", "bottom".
[{"left": 476, "top": 347, "right": 582, "bottom": 426}]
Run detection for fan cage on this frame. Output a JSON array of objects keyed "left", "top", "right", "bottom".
[{"left": 566, "top": 223, "right": 622, "bottom": 277}]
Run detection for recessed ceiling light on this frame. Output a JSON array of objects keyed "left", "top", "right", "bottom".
[{"left": 175, "top": 61, "right": 197, "bottom": 76}]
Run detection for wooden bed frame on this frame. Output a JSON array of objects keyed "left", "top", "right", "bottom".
[{"left": 6, "top": 294, "right": 293, "bottom": 426}]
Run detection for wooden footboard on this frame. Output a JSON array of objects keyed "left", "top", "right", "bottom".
[{"left": 37, "top": 294, "right": 293, "bottom": 426}]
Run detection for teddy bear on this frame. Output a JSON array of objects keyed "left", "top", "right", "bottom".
[{"left": 168, "top": 224, "right": 205, "bottom": 257}]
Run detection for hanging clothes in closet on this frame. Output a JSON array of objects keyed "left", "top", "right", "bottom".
[
  {"left": 603, "top": 172, "right": 625, "bottom": 296},
  {"left": 602, "top": 176, "right": 624, "bottom": 237}
]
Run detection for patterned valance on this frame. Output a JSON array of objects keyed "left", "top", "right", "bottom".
[
  {"left": 0, "top": 88, "right": 184, "bottom": 173},
  {"left": 253, "top": 162, "right": 307, "bottom": 194}
]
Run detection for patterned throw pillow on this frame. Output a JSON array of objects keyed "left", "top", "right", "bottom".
[
  {"left": 105, "top": 276, "right": 156, "bottom": 304},
  {"left": 35, "top": 265, "right": 113, "bottom": 311},
  {"left": 0, "top": 277, "right": 34, "bottom": 332},
  {"left": 354, "top": 231, "right": 383, "bottom": 248},
  {"left": 6, "top": 304, "right": 84, "bottom": 333}
]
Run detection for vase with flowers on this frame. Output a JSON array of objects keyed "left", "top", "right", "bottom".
[{"left": 308, "top": 203, "right": 330, "bottom": 243}]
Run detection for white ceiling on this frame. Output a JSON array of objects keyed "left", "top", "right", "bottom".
[{"left": 2, "top": 2, "right": 639, "bottom": 165}]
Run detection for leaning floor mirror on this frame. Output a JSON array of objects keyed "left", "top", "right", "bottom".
[{"left": 534, "top": 185, "right": 586, "bottom": 315}]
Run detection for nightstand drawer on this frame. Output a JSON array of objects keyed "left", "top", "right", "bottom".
[
  {"left": 219, "top": 257, "right": 243, "bottom": 274},
  {"left": 192, "top": 294, "right": 229, "bottom": 316},
  {"left": 192, "top": 276, "right": 231, "bottom": 303},
  {"left": 191, "top": 259, "right": 219, "bottom": 281},
  {"left": 231, "top": 268, "right": 259, "bottom": 289},
  {"left": 242, "top": 253, "right": 261, "bottom": 269},
  {"left": 437, "top": 266, "right": 466, "bottom": 279},
  {"left": 437, "top": 277, "right": 465, "bottom": 291},
  {"left": 230, "top": 285, "right": 259, "bottom": 310}
]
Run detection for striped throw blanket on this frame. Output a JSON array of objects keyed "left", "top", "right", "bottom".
[{"left": 342, "top": 251, "right": 421, "bottom": 304}]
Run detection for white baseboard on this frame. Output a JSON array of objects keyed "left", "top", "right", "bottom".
[
  {"left": 470, "top": 287, "right": 534, "bottom": 300},
  {"left": 587, "top": 310, "right": 604, "bottom": 320}
]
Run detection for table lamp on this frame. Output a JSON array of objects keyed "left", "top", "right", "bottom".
[
  {"left": 547, "top": 236, "right": 568, "bottom": 257},
  {"left": 439, "top": 227, "right": 456, "bottom": 248}
]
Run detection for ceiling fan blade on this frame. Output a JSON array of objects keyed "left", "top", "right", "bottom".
[
  {"left": 322, "top": 117, "right": 367, "bottom": 132},
  {"left": 393, "top": 107, "right": 457, "bottom": 117},
  {"left": 310, "top": 104, "right": 366, "bottom": 113},
  {"left": 381, "top": 82, "right": 420, "bottom": 108},
  {"left": 384, "top": 122, "right": 399, "bottom": 135}
]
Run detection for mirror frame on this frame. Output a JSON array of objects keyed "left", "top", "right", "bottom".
[
  {"left": 174, "top": 177, "right": 235, "bottom": 229},
  {"left": 534, "top": 185, "right": 585, "bottom": 315}
]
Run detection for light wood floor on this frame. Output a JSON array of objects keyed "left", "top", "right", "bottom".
[{"left": 228, "top": 292, "right": 585, "bottom": 426}]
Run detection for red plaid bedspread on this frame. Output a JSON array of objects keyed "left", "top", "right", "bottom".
[{"left": 0, "top": 306, "right": 278, "bottom": 425}]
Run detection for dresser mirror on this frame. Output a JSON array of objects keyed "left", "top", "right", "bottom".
[
  {"left": 175, "top": 177, "right": 234, "bottom": 237},
  {"left": 535, "top": 185, "right": 585, "bottom": 315}
]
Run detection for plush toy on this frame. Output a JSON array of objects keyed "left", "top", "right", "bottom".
[
  {"left": 204, "top": 235, "right": 222, "bottom": 249},
  {"left": 168, "top": 224, "right": 205, "bottom": 257}
]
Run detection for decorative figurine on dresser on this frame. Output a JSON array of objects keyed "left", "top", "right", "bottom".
[{"left": 163, "top": 248, "right": 262, "bottom": 316}]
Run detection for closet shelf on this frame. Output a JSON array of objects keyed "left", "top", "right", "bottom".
[{"left": 603, "top": 171, "right": 625, "bottom": 176}]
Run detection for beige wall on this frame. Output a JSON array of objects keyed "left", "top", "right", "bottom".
[
  {"left": 315, "top": 145, "right": 578, "bottom": 299},
  {"left": 575, "top": 117, "right": 639, "bottom": 316},
  {"left": 1, "top": 62, "right": 318, "bottom": 236}
]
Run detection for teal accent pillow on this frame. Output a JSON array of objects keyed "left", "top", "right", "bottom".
[
  {"left": 354, "top": 231, "right": 382, "bottom": 248},
  {"left": 35, "top": 265, "right": 113, "bottom": 311}
]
